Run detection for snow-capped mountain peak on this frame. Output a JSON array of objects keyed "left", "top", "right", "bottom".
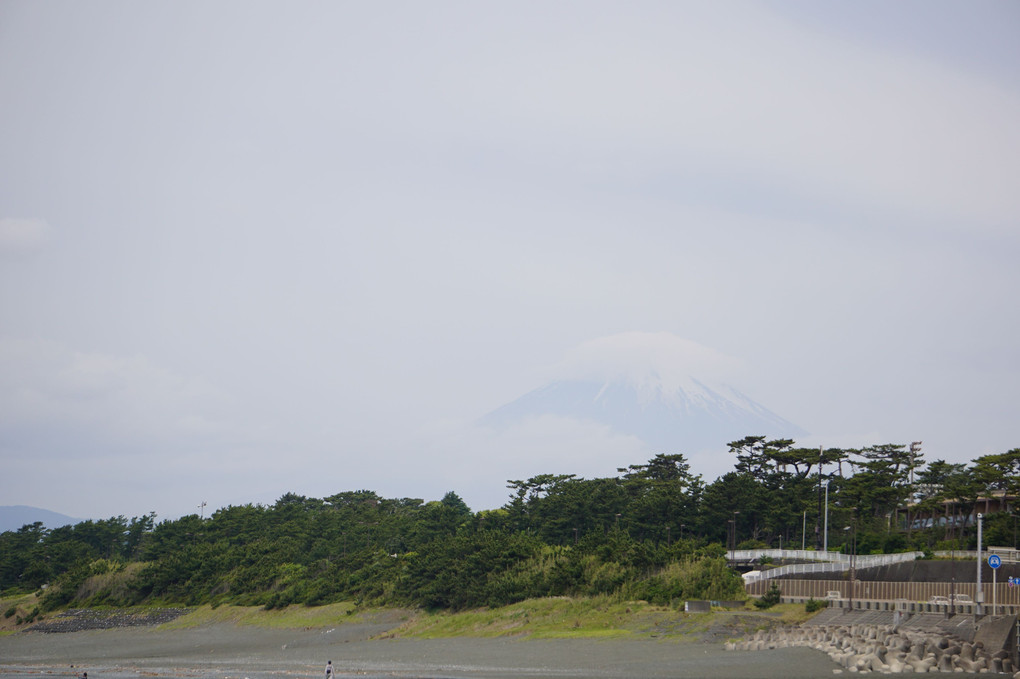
[{"left": 480, "top": 333, "right": 805, "bottom": 469}]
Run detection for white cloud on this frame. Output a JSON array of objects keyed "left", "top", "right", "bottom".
[
  {"left": 0, "top": 339, "right": 277, "bottom": 518},
  {"left": 0, "top": 339, "right": 233, "bottom": 456},
  {"left": 387, "top": 3, "right": 1020, "bottom": 232},
  {"left": 0, "top": 218, "right": 52, "bottom": 258},
  {"left": 551, "top": 331, "right": 743, "bottom": 391}
]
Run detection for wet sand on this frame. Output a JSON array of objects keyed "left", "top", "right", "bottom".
[{"left": 0, "top": 621, "right": 847, "bottom": 679}]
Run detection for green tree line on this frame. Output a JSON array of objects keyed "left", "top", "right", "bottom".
[{"left": 1, "top": 443, "right": 1016, "bottom": 613}]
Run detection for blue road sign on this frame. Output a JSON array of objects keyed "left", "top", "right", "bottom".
[{"left": 988, "top": 554, "right": 1001, "bottom": 569}]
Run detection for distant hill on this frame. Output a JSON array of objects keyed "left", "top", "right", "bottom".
[{"left": 0, "top": 505, "right": 82, "bottom": 533}]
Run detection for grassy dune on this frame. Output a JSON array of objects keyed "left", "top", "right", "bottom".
[
  {"left": 164, "top": 597, "right": 821, "bottom": 642},
  {"left": 160, "top": 601, "right": 360, "bottom": 629},
  {"left": 0, "top": 593, "right": 44, "bottom": 635},
  {"left": 387, "top": 597, "right": 671, "bottom": 640},
  {"left": 3, "top": 592, "right": 819, "bottom": 642}
]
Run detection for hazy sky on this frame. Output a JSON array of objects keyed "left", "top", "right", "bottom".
[{"left": 2, "top": 1, "right": 1018, "bottom": 521}]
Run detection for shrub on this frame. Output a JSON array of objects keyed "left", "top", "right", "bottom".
[
  {"left": 805, "top": 597, "right": 825, "bottom": 612},
  {"left": 263, "top": 592, "right": 282, "bottom": 610},
  {"left": 630, "top": 557, "right": 746, "bottom": 605},
  {"left": 753, "top": 582, "right": 781, "bottom": 609}
]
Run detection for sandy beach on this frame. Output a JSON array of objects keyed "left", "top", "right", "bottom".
[{"left": 0, "top": 617, "right": 852, "bottom": 679}]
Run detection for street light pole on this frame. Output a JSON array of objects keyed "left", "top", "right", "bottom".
[
  {"left": 845, "top": 521, "right": 856, "bottom": 610},
  {"left": 822, "top": 480, "right": 830, "bottom": 553},
  {"left": 977, "top": 512, "right": 983, "bottom": 616}
]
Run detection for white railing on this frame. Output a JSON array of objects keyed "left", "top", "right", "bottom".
[
  {"left": 934, "top": 550, "right": 978, "bottom": 560},
  {"left": 731, "top": 549, "right": 923, "bottom": 564},
  {"left": 733, "top": 548, "right": 1017, "bottom": 582},
  {"left": 735, "top": 548, "right": 1016, "bottom": 564},
  {"left": 988, "top": 547, "right": 1019, "bottom": 562},
  {"left": 855, "top": 552, "right": 926, "bottom": 568},
  {"left": 734, "top": 549, "right": 925, "bottom": 581},
  {"left": 730, "top": 549, "right": 848, "bottom": 563},
  {"left": 743, "top": 562, "right": 845, "bottom": 581},
  {"left": 933, "top": 549, "right": 1019, "bottom": 562}
]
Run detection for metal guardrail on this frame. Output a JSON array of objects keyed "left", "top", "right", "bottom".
[
  {"left": 733, "top": 549, "right": 924, "bottom": 580},
  {"left": 934, "top": 550, "right": 974, "bottom": 559},
  {"left": 735, "top": 548, "right": 1017, "bottom": 582},
  {"left": 730, "top": 549, "right": 850, "bottom": 563},
  {"left": 734, "top": 546, "right": 934, "bottom": 579},
  {"left": 733, "top": 548, "right": 1017, "bottom": 564},
  {"left": 746, "top": 561, "right": 847, "bottom": 580},
  {"left": 987, "top": 547, "right": 1020, "bottom": 562},
  {"left": 939, "top": 548, "right": 1020, "bottom": 562}
]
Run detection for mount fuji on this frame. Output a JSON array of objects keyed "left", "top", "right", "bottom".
[
  {"left": 481, "top": 374, "right": 806, "bottom": 460},
  {"left": 476, "top": 333, "right": 806, "bottom": 476}
]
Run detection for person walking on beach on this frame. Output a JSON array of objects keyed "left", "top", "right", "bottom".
[{"left": 324, "top": 660, "right": 333, "bottom": 678}]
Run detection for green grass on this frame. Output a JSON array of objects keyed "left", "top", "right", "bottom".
[
  {"left": 387, "top": 598, "right": 825, "bottom": 642},
  {"left": 161, "top": 601, "right": 359, "bottom": 630},
  {"left": 0, "top": 592, "right": 42, "bottom": 636},
  {"left": 9, "top": 595, "right": 821, "bottom": 643},
  {"left": 388, "top": 596, "right": 684, "bottom": 640},
  {"left": 766, "top": 602, "right": 824, "bottom": 625}
]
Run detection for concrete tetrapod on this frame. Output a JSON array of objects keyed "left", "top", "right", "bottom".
[{"left": 726, "top": 621, "right": 1014, "bottom": 674}]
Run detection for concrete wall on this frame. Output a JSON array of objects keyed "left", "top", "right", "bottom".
[{"left": 746, "top": 577, "right": 1020, "bottom": 615}]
